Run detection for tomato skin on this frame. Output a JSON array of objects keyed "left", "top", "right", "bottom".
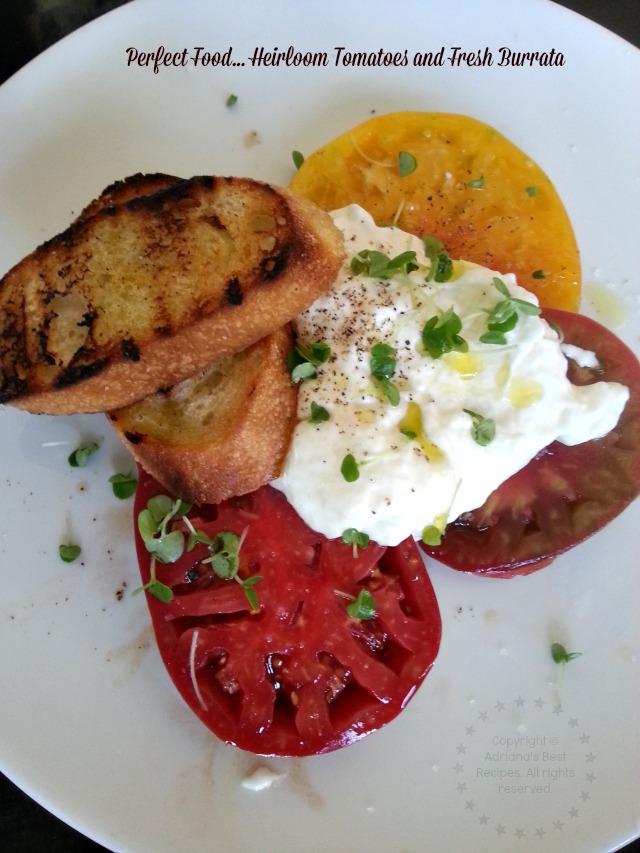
[
  {"left": 134, "top": 472, "right": 441, "bottom": 756},
  {"left": 419, "top": 308, "right": 640, "bottom": 577}
]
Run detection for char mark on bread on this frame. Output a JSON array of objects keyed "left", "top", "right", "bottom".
[{"left": 225, "top": 278, "right": 243, "bottom": 305}]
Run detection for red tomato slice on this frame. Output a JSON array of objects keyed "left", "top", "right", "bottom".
[
  {"left": 419, "top": 308, "right": 640, "bottom": 577},
  {"left": 134, "top": 471, "right": 442, "bottom": 756}
]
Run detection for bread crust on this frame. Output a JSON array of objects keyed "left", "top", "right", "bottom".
[
  {"left": 77, "top": 172, "right": 182, "bottom": 219},
  {"left": 108, "top": 325, "right": 297, "bottom": 504},
  {"left": 0, "top": 175, "right": 343, "bottom": 414}
]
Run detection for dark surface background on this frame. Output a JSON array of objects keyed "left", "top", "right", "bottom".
[{"left": 0, "top": 1, "right": 639, "bottom": 851}]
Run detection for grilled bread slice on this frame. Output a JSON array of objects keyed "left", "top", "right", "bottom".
[
  {"left": 0, "top": 175, "right": 343, "bottom": 415},
  {"left": 108, "top": 324, "right": 297, "bottom": 504},
  {"left": 94, "top": 173, "right": 297, "bottom": 503}
]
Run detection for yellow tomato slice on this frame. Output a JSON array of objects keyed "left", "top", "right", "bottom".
[{"left": 290, "top": 112, "right": 580, "bottom": 311}]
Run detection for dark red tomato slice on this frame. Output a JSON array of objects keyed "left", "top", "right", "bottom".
[
  {"left": 420, "top": 308, "right": 640, "bottom": 578},
  {"left": 134, "top": 469, "right": 441, "bottom": 756}
]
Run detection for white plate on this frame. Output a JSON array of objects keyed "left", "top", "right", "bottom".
[{"left": 1, "top": 1, "right": 639, "bottom": 851}]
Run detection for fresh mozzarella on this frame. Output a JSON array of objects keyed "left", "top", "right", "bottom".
[{"left": 273, "top": 205, "right": 629, "bottom": 546}]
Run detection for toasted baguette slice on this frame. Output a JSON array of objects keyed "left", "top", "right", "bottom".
[
  {"left": 97, "top": 173, "right": 297, "bottom": 502},
  {"left": 0, "top": 175, "right": 343, "bottom": 414},
  {"left": 108, "top": 325, "right": 297, "bottom": 504}
]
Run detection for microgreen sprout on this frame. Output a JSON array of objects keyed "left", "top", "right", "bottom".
[
  {"left": 350, "top": 248, "right": 419, "bottom": 278},
  {"left": 109, "top": 471, "right": 138, "bottom": 500},
  {"left": 200, "top": 530, "right": 241, "bottom": 577},
  {"left": 421, "top": 306, "right": 468, "bottom": 359},
  {"left": 551, "top": 642, "right": 582, "bottom": 665},
  {"left": 346, "top": 588, "right": 377, "bottom": 620},
  {"left": 422, "top": 236, "right": 454, "bottom": 283},
  {"left": 370, "top": 342, "right": 400, "bottom": 406},
  {"left": 68, "top": 442, "right": 99, "bottom": 467},
  {"left": 349, "top": 240, "right": 452, "bottom": 286},
  {"left": 59, "top": 543, "right": 81, "bottom": 563},
  {"left": 292, "top": 150, "right": 305, "bottom": 169},
  {"left": 287, "top": 340, "right": 331, "bottom": 383},
  {"left": 398, "top": 150, "right": 417, "bottom": 177},
  {"left": 132, "top": 559, "right": 173, "bottom": 603},
  {"left": 467, "top": 175, "right": 485, "bottom": 189},
  {"left": 479, "top": 277, "right": 541, "bottom": 345},
  {"left": 137, "top": 495, "right": 192, "bottom": 565},
  {"left": 134, "top": 496, "right": 191, "bottom": 604},
  {"left": 341, "top": 453, "right": 360, "bottom": 482},
  {"left": 463, "top": 409, "right": 496, "bottom": 446},
  {"left": 341, "top": 528, "right": 370, "bottom": 556},
  {"left": 525, "top": 185, "right": 538, "bottom": 197},
  {"left": 225, "top": 93, "right": 238, "bottom": 107},
  {"left": 532, "top": 269, "right": 545, "bottom": 280},
  {"left": 309, "top": 401, "right": 330, "bottom": 424},
  {"left": 183, "top": 523, "right": 262, "bottom": 613}
]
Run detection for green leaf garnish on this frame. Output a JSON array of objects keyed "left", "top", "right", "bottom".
[
  {"left": 68, "top": 442, "right": 99, "bottom": 468},
  {"left": 479, "top": 330, "right": 508, "bottom": 345},
  {"left": 369, "top": 342, "right": 401, "bottom": 406},
  {"left": 309, "top": 401, "right": 330, "bottom": 424},
  {"left": 532, "top": 269, "right": 545, "bottom": 280},
  {"left": 467, "top": 175, "right": 485, "bottom": 189},
  {"left": 109, "top": 471, "right": 137, "bottom": 500},
  {"left": 59, "top": 543, "right": 81, "bottom": 563},
  {"left": 346, "top": 588, "right": 377, "bottom": 620},
  {"left": 341, "top": 453, "right": 360, "bottom": 482},
  {"left": 370, "top": 343, "right": 397, "bottom": 378},
  {"left": 463, "top": 409, "right": 496, "bottom": 446},
  {"left": 292, "top": 150, "right": 305, "bottom": 169},
  {"left": 341, "top": 528, "right": 370, "bottom": 555},
  {"left": 291, "top": 362, "right": 317, "bottom": 383},
  {"left": 147, "top": 495, "right": 191, "bottom": 525},
  {"left": 134, "top": 497, "right": 192, "bottom": 603},
  {"left": 480, "top": 277, "right": 541, "bottom": 345},
  {"left": 287, "top": 340, "right": 331, "bottom": 383},
  {"left": 422, "top": 236, "right": 453, "bottom": 283},
  {"left": 199, "top": 529, "right": 261, "bottom": 612},
  {"left": 421, "top": 306, "right": 468, "bottom": 359},
  {"left": 132, "top": 577, "right": 174, "bottom": 603},
  {"left": 551, "top": 642, "right": 582, "bottom": 664},
  {"left": 225, "top": 93, "right": 238, "bottom": 107},
  {"left": 525, "top": 185, "right": 538, "bottom": 197},
  {"left": 204, "top": 530, "right": 241, "bottom": 579},
  {"left": 422, "top": 235, "right": 443, "bottom": 256},
  {"left": 351, "top": 250, "right": 388, "bottom": 277},
  {"left": 350, "top": 248, "right": 418, "bottom": 278},
  {"left": 242, "top": 581, "right": 260, "bottom": 614},
  {"left": 137, "top": 495, "right": 191, "bottom": 564},
  {"left": 145, "top": 529, "right": 185, "bottom": 563},
  {"left": 398, "top": 150, "right": 417, "bottom": 177},
  {"left": 297, "top": 341, "right": 331, "bottom": 365},
  {"left": 421, "top": 525, "right": 442, "bottom": 547},
  {"left": 382, "top": 380, "right": 400, "bottom": 406},
  {"left": 432, "top": 252, "right": 453, "bottom": 283}
]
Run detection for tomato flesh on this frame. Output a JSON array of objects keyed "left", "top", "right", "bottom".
[
  {"left": 419, "top": 308, "right": 640, "bottom": 577},
  {"left": 290, "top": 111, "right": 581, "bottom": 311},
  {"left": 134, "top": 473, "right": 442, "bottom": 756}
]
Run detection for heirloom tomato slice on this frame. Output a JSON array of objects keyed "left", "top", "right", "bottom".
[
  {"left": 134, "top": 471, "right": 442, "bottom": 756},
  {"left": 290, "top": 111, "right": 581, "bottom": 310},
  {"left": 419, "top": 309, "right": 640, "bottom": 577}
]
